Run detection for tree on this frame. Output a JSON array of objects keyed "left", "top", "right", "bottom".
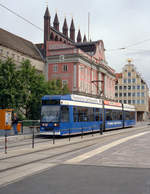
[
  {"left": 17, "top": 60, "right": 49, "bottom": 119},
  {"left": 0, "top": 58, "right": 20, "bottom": 109},
  {"left": 0, "top": 59, "right": 70, "bottom": 119}
]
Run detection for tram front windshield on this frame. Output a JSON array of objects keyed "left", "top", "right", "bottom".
[{"left": 41, "top": 106, "right": 60, "bottom": 122}]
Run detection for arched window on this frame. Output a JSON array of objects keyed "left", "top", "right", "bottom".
[
  {"left": 55, "top": 36, "right": 58, "bottom": 41},
  {"left": 50, "top": 32, "right": 54, "bottom": 40}
]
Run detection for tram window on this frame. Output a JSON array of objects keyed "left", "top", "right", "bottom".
[
  {"left": 125, "top": 111, "right": 130, "bottom": 120},
  {"left": 60, "top": 106, "right": 69, "bottom": 122},
  {"left": 42, "top": 100, "right": 60, "bottom": 105},
  {"left": 95, "top": 108, "right": 100, "bottom": 121},
  {"left": 73, "top": 107, "right": 78, "bottom": 122},
  {"left": 88, "top": 108, "right": 94, "bottom": 121},
  {"left": 106, "top": 110, "right": 112, "bottom": 121}
]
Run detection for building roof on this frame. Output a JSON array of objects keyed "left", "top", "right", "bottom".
[
  {"left": 0, "top": 28, "right": 43, "bottom": 61},
  {"left": 74, "top": 41, "right": 97, "bottom": 55}
]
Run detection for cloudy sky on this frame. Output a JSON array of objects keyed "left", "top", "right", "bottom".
[{"left": 1, "top": 0, "right": 150, "bottom": 87}]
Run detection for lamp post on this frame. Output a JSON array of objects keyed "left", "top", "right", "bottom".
[{"left": 91, "top": 80, "right": 105, "bottom": 135}]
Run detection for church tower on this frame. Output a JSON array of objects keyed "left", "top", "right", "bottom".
[
  {"left": 44, "top": 7, "right": 50, "bottom": 53},
  {"left": 70, "top": 18, "right": 75, "bottom": 42}
]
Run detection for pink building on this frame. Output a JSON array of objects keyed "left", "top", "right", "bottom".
[{"left": 38, "top": 7, "right": 116, "bottom": 100}]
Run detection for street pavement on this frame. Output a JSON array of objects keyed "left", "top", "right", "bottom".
[{"left": 0, "top": 123, "right": 150, "bottom": 193}]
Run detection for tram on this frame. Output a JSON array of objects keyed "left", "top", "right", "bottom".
[{"left": 40, "top": 94, "right": 136, "bottom": 136}]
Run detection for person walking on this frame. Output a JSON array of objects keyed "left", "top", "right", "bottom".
[{"left": 12, "top": 113, "right": 18, "bottom": 135}]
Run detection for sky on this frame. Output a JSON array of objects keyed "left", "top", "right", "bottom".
[{"left": 1, "top": 0, "right": 150, "bottom": 87}]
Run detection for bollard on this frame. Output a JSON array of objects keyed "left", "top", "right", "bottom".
[
  {"left": 32, "top": 127, "right": 34, "bottom": 148},
  {"left": 5, "top": 130, "right": 7, "bottom": 154},
  {"left": 81, "top": 128, "right": 83, "bottom": 139},
  {"left": 100, "top": 124, "right": 103, "bottom": 135},
  {"left": 69, "top": 128, "right": 71, "bottom": 142},
  {"left": 53, "top": 129, "right": 55, "bottom": 144},
  {"left": 92, "top": 127, "right": 94, "bottom": 136}
]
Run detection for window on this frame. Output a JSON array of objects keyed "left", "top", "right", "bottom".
[
  {"left": 119, "top": 93, "right": 122, "bottom": 97},
  {"left": 132, "top": 78, "right": 136, "bottom": 83},
  {"left": 128, "top": 72, "right": 131, "bottom": 77},
  {"left": 60, "top": 106, "right": 69, "bottom": 122},
  {"left": 128, "top": 100, "right": 131, "bottom": 104},
  {"left": 53, "top": 64, "right": 58, "bottom": 72},
  {"left": 141, "top": 92, "right": 144, "bottom": 97},
  {"left": 115, "top": 93, "right": 118, "bottom": 97},
  {"left": 119, "top": 86, "right": 122, "bottom": 90},
  {"left": 137, "top": 92, "right": 140, "bottom": 97},
  {"left": 59, "top": 55, "right": 64, "bottom": 61},
  {"left": 124, "top": 79, "right": 127, "bottom": 83},
  {"left": 132, "top": 93, "right": 135, "bottom": 97},
  {"left": 142, "top": 85, "right": 145, "bottom": 89},
  {"left": 115, "top": 86, "right": 118, "bottom": 90},
  {"left": 128, "top": 86, "right": 131, "bottom": 90},
  {"left": 141, "top": 100, "right": 145, "bottom": 104},
  {"left": 124, "top": 86, "right": 127, "bottom": 90},
  {"left": 128, "top": 79, "right": 131, "bottom": 83},
  {"left": 132, "top": 100, "right": 135, "bottom": 104},
  {"left": 132, "top": 86, "right": 136, "bottom": 89},
  {"left": 128, "top": 93, "right": 131, "bottom": 97},
  {"left": 137, "top": 100, "right": 140, "bottom": 104},
  {"left": 124, "top": 100, "right": 127, "bottom": 104},
  {"left": 124, "top": 93, "right": 126, "bottom": 97},
  {"left": 119, "top": 100, "right": 122, "bottom": 103},
  {"left": 137, "top": 85, "right": 140, "bottom": 90},
  {"left": 73, "top": 107, "right": 98, "bottom": 122},
  {"left": 63, "top": 64, "right": 68, "bottom": 72},
  {"left": 62, "top": 80, "right": 68, "bottom": 87}
]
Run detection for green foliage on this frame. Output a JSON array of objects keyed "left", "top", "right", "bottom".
[
  {"left": 0, "top": 59, "right": 70, "bottom": 119},
  {"left": 0, "top": 58, "right": 19, "bottom": 108}
]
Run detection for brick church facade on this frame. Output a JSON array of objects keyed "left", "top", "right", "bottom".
[{"left": 38, "top": 7, "right": 116, "bottom": 99}]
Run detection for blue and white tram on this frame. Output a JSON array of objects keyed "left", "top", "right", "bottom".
[{"left": 40, "top": 94, "right": 136, "bottom": 136}]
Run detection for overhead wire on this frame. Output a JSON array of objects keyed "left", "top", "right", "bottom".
[
  {"left": 1, "top": 2, "right": 150, "bottom": 52},
  {"left": 0, "top": 3, "right": 43, "bottom": 32}
]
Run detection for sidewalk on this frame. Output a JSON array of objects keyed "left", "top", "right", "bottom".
[
  {"left": 0, "top": 126, "right": 39, "bottom": 145},
  {"left": 0, "top": 124, "right": 149, "bottom": 160}
]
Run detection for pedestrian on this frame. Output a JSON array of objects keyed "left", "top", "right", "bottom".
[{"left": 12, "top": 113, "right": 18, "bottom": 135}]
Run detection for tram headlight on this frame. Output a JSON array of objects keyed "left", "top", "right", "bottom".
[{"left": 54, "top": 123, "right": 59, "bottom": 127}]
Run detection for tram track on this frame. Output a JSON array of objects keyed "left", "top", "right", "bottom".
[
  {"left": 0, "top": 143, "right": 95, "bottom": 173},
  {"left": 0, "top": 125, "right": 149, "bottom": 163}
]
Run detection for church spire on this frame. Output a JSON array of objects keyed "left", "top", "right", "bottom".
[
  {"left": 44, "top": 6, "right": 50, "bottom": 55},
  {"left": 83, "top": 34, "right": 87, "bottom": 42},
  {"left": 44, "top": 6, "right": 50, "bottom": 19},
  {"left": 53, "top": 13, "right": 59, "bottom": 31},
  {"left": 77, "top": 29, "right": 82, "bottom": 42},
  {"left": 70, "top": 18, "right": 75, "bottom": 42},
  {"left": 63, "top": 18, "right": 68, "bottom": 37}
]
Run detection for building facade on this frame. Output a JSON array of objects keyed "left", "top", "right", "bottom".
[
  {"left": 0, "top": 28, "right": 45, "bottom": 73},
  {"left": 115, "top": 60, "right": 149, "bottom": 121},
  {"left": 40, "top": 7, "right": 116, "bottom": 100}
]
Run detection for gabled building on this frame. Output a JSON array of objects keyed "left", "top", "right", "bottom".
[
  {"left": 115, "top": 59, "right": 149, "bottom": 121},
  {"left": 38, "top": 7, "right": 116, "bottom": 100},
  {"left": 0, "top": 28, "right": 45, "bottom": 73}
]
